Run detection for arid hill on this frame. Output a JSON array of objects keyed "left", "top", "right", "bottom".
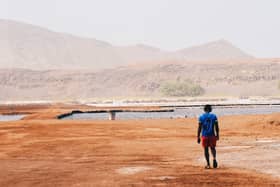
[
  {"left": 1, "top": 19, "right": 254, "bottom": 70},
  {"left": 176, "top": 39, "right": 253, "bottom": 61},
  {"left": 1, "top": 19, "right": 279, "bottom": 101},
  {"left": 1, "top": 59, "right": 280, "bottom": 101}
]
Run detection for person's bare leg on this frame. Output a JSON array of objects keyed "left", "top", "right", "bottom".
[
  {"left": 210, "top": 147, "right": 218, "bottom": 168},
  {"left": 204, "top": 147, "right": 210, "bottom": 168}
]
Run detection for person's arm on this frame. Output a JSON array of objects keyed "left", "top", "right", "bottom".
[
  {"left": 197, "top": 122, "right": 202, "bottom": 144},
  {"left": 215, "top": 121, "right": 219, "bottom": 140}
]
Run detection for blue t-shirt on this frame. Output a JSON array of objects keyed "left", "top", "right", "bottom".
[{"left": 199, "top": 112, "right": 218, "bottom": 137}]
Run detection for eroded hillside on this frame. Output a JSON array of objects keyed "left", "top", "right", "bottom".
[{"left": 1, "top": 61, "right": 280, "bottom": 101}]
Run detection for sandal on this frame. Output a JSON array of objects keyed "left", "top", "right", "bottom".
[{"left": 205, "top": 165, "right": 211, "bottom": 169}]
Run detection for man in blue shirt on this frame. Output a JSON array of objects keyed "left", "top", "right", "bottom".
[{"left": 197, "top": 104, "right": 219, "bottom": 169}]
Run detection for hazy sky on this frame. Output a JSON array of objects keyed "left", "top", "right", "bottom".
[{"left": 0, "top": 0, "right": 279, "bottom": 57}]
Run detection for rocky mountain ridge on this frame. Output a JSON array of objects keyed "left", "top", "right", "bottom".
[{"left": 1, "top": 19, "right": 253, "bottom": 70}]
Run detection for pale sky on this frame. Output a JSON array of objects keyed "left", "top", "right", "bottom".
[{"left": 0, "top": 0, "right": 280, "bottom": 57}]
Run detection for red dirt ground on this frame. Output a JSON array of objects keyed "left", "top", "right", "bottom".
[{"left": 0, "top": 104, "right": 279, "bottom": 186}]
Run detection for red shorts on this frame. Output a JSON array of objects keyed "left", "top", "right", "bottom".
[{"left": 202, "top": 136, "right": 217, "bottom": 148}]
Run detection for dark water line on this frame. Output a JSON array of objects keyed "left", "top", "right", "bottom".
[{"left": 60, "top": 105, "right": 280, "bottom": 120}]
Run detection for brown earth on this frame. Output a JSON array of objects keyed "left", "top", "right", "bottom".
[
  {"left": 1, "top": 60, "right": 280, "bottom": 101},
  {"left": 0, "top": 104, "right": 279, "bottom": 186}
]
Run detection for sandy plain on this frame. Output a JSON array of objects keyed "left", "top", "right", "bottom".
[{"left": 0, "top": 104, "right": 279, "bottom": 186}]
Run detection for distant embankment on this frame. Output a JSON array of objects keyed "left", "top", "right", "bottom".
[
  {"left": 57, "top": 108, "right": 174, "bottom": 120},
  {"left": 0, "top": 61, "right": 280, "bottom": 100}
]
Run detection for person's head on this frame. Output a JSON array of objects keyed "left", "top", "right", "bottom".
[{"left": 204, "top": 104, "right": 212, "bottom": 113}]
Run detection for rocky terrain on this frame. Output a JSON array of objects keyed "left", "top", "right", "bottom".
[
  {"left": 1, "top": 19, "right": 280, "bottom": 101},
  {"left": 1, "top": 60, "right": 280, "bottom": 101}
]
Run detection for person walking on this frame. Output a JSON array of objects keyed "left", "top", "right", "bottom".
[{"left": 197, "top": 104, "right": 219, "bottom": 169}]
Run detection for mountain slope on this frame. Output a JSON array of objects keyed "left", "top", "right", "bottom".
[
  {"left": 0, "top": 19, "right": 124, "bottom": 70},
  {"left": 176, "top": 39, "right": 253, "bottom": 61},
  {"left": 115, "top": 44, "right": 172, "bottom": 63},
  {"left": 0, "top": 19, "right": 254, "bottom": 70}
]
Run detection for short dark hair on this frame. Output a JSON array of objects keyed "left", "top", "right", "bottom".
[{"left": 204, "top": 104, "right": 212, "bottom": 112}]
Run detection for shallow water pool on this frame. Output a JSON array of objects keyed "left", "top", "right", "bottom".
[
  {"left": 61, "top": 105, "right": 280, "bottom": 120},
  {"left": 0, "top": 115, "right": 25, "bottom": 121}
]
